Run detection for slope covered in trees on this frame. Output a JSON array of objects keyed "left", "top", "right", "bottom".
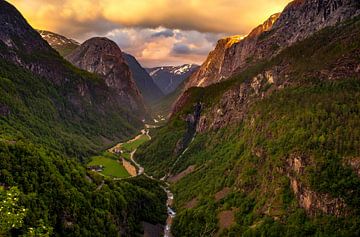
[
  {"left": 0, "top": 1, "right": 167, "bottom": 236},
  {"left": 135, "top": 16, "right": 360, "bottom": 236}
]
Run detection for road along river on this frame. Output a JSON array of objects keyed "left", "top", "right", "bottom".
[{"left": 109, "top": 128, "right": 176, "bottom": 237}]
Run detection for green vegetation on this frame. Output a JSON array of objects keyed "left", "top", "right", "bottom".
[
  {"left": 53, "top": 44, "right": 79, "bottom": 57},
  {"left": 149, "top": 81, "right": 185, "bottom": 118},
  {"left": 0, "top": 27, "right": 166, "bottom": 235},
  {"left": 170, "top": 78, "right": 360, "bottom": 236},
  {"left": 0, "top": 141, "right": 167, "bottom": 236},
  {"left": 121, "top": 134, "right": 150, "bottom": 152},
  {"left": 136, "top": 17, "right": 360, "bottom": 236},
  {"left": 0, "top": 187, "right": 53, "bottom": 236},
  {"left": 88, "top": 152, "right": 130, "bottom": 178}
]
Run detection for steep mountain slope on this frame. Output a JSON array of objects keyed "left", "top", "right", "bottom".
[
  {"left": 38, "top": 30, "right": 79, "bottom": 57},
  {"left": 38, "top": 30, "right": 164, "bottom": 103},
  {"left": 0, "top": 1, "right": 166, "bottom": 236},
  {"left": 147, "top": 64, "right": 199, "bottom": 94},
  {"left": 185, "top": 14, "right": 279, "bottom": 89},
  {"left": 123, "top": 53, "right": 164, "bottom": 102},
  {"left": 0, "top": 3, "right": 145, "bottom": 150},
  {"left": 135, "top": 7, "right": 360, "bottom": 237},
  {"left": 186, "top": 0, "right": 360, "bottom": 89},
  {"left": 66, "top": 37, "right": 147, "bottom": 118}
]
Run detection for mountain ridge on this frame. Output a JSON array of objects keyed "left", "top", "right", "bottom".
[
  {"left": 185, "top": 0, "right": 360, "bottom": 90},
  {"left": 135, "top": 0, "right": 360, "bottom": 235},
  {"left": 37, "top": 30, "right": 165, "bottom": 103},
  {"left": 147, "top": 64, "right": 199, "bottom": 95},
  {"left": 66, "top": 37, "right": 148, "bottom": 118}
]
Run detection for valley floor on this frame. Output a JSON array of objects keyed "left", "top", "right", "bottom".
[{"left": 88, "top": 126, "right": 176, "bottom": 237}]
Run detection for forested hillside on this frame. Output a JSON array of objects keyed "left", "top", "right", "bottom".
[
  {"left": 0, "top": 1, "right": 167, "bottom": 236},
  {"left": 135, "top": 15, "right": 360, "bottom": 236}
]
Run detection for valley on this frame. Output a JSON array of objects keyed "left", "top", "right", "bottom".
[
  {"left": 95, "top": 127, "right": 177, "bottom": 237},
  {"left": 1, "top": 0, "right": 360, "bottom": 236}
]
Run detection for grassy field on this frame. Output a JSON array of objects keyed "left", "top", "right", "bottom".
[
  {"left": 121, "top": 134, "right": 150, "bottom": 153},
  {"left": 88, "top": 152, "right": 130, "bottom": 178},
  {"left": 87, "top": 133, "right": 150, "bottom": 178}
]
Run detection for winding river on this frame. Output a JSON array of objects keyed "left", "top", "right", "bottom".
[{"left": 110, "top": 128, "right": 176, "bottom": 237}]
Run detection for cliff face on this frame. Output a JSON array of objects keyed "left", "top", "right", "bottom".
[
  {"left": 185, "top": 36, "right": 244, "bottom": 89},
  {"left": 37, "top": 30, "right": 163, "bottom": 103},
  {"left": 66, "top": 38, "right": 147, "bottom": 116},
  {"left": 186, "top": 0, "right": 360, "bottom": 89}
]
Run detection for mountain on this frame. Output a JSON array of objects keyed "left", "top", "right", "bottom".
[
  {"left": 66, "top": 37, "right": 147, "bottom": 118},
  {"left": 123, "top": 53, "right": 164, "bottom": 103},
  {"left": 147, "top": 64, "right": 199, "bottom": 94},
  {"left": 37, "top": 30, "right": 79, "bottom": 57},
  {"left": 135, "top": 0, "right": 360, "bottom": 236},
  {"left": 37, "top": 30, "right": 164, "bottom": 103},
  {"left": 0, "top": 1, "right": 166, "bottom": 236},
  {"left": 186, "top": 0, "right": 360, "bottom": 89}
]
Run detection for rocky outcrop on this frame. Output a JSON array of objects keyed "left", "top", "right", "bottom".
[
  {"left": 287, "top": 154, "right": 348, "bottom": 216},
  {"left": 185, "top": 14, "right": 280, "bottom": 89},
  {"left": 195, "top": 67, "right": 286, "bottom": 132},
  {"left": 174, "top": 102, "right": 202, "bottom": 156},
  {"left": 186, "top": 0, "right": 360, "bottom": 89},
  {"left": 184, "top": 36, "right": 243, "bottom": 89},
  {"left": 66, "top": 37, "right": 147, "bottom": 116}
]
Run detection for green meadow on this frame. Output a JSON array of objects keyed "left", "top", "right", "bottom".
[{"left": 88, "top": 152, "right": 130, "bottom": 178}]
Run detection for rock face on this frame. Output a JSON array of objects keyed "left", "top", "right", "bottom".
[
  {"left": 174, "top": 102, "right": 202, "bottom": 156},
  {"left": 287, "top": 154, "right": 348, "bottom": 216},
  {"left": 38, "top": 30, "right": 164, "bottom": 103},
  {"left": 147, "top": 64, "right": 199, "bottom": 94},
  {"left": 186, "top": 0, "right": 360, "bottom": 89},
  {"left": 66, "top": 38, "right": 147, "bottom": 116},
  {"left": 185, "top": 14, "right": 280, "bottom": 89},
  {"left": 123, "top": 53, "right": 164, "bottom": 103}
]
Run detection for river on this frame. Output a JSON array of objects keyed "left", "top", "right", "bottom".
[{"left": 110, "top": 128, "right": 176, "bottom": 237}]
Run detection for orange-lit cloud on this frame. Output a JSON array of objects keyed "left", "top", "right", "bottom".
[{"left": 7, "top": 0, "right": 292, "bottom": 66}]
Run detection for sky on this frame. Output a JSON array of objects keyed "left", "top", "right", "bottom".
[{"left": 8, "top": 0, "right": 291, "bottom": 67}]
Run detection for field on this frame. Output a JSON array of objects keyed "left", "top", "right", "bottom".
[
  {"left": 88, "top": 152, "right": 130, "bottom": 178},
  {"left": 121, "top": 134, "right": 150, "bottom": 152}
]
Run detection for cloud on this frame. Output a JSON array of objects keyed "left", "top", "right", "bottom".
[
  {"left": 151, "top": 29, "right": 175, "bottom": 38},
  {"left": 8, "top": 0, "right": 291, "bottom": 66},
  {"left": 172, "top": 43, "right": 191, "bottom": 54},
  {"left": 9, "top": 0, "right": 291, "bottom": 37},
  {"left": 104, "top": 27, "right": 224, "bottom": 67}
]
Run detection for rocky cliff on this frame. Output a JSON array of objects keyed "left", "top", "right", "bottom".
[
  {"left": 186, "top": 0, "right": 360, "bottom": 89},
  {"left": 37, "top": 30, "right": 164, "bottom": 103},
  {"left": 66, "top": 37, "right": 147, "bottom": 117}
]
